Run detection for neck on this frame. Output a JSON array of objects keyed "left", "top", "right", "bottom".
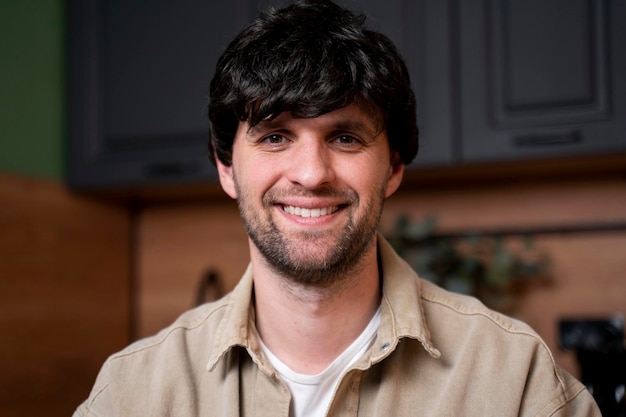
[{"left": 251, "top": 240, "right": 381, "bottom": 375}]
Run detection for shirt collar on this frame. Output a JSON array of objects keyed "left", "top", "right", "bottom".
[
  {"left": 206, "top": 263, "right": 263, "bottom": 372},
  {"left": 373, "top": 235, "right": 441, "bottom": 361},
  {"left": 206, "top": 234, "right": 440, "bottom": 372}
]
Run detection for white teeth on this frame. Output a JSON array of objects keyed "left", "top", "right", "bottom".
[{"left": 283, "top": 205, "right": 338, "bottom": 218}]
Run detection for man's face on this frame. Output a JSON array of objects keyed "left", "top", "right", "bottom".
[{"left": 217, "top": 103, "right": 404, "bottom": 286}]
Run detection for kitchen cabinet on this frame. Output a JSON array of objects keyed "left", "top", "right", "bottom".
[
  {"left": 66, "top": 0, "right": 626, "bottom": 190},
  {"left": 457, "top": 0, "right": 626, "bottom": 163},
  {"left": 67, "top": 0, "right": 252, "bottom": 189},
  {"left": 336, "top": 0, "right": 626, "bottom": 167}
]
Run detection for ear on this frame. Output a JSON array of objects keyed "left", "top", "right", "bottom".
[
  {"left": 384, "top": 159, "right": 404, "bottom": 198},
  {"left": 216, "top": 158, "right": 238, "bottom": 199}
]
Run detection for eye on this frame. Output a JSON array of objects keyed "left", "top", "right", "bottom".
[
  {"left": 262, "top": 134, "right": 287, "bottom": 145},
  {"left": 332, "top": 135, "right": 364, "bottom": 149},
  {"left": 337, "top": 135, "right": 356, "bottom": 144}
]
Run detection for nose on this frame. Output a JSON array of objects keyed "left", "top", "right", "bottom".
[{"left": 286, "top": 138, "right": 336, "bottom": 189}]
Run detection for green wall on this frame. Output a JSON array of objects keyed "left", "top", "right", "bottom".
[{"left": 0, "top": 0, "right": 65, "bottom": 180}]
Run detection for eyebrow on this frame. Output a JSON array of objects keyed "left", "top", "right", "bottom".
[
  {"left": 246, "top": 119, "right": 282, "bottom": 136},
  {"left": 332, "top": 120, "right": 380, "bottom": 136},
  {"left": 246, "top": 118, "right": 380, "bottom": 138}
]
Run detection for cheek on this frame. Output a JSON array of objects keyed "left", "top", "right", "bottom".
[
  {"left": 341, "top": 161, "right": 385, "bottom": 193},
  {"left": 234, "top": 160, "right": 280, "bottom": 203}
]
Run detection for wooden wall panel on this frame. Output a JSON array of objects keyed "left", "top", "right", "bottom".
[
  {"left": 137, "top": 199, "right": 248, "bottom": 338},
  {"left": 0, "top": 174, "right": 130, "bottom": 417}
]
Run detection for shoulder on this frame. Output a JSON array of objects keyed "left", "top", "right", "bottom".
[
  {"left": 75, "top": 296, "right": 233, "bottom": 415},
  {"left": 105, "top": 296, "right": 230, "bottom": 377},
  {"left": 419, "top": 278, "right": 538, "bottom": 336},
  {"left": 113, "top": 295, "right": 231, "bottom": 362},
  {"left": 417, "top": 280, "right": 598, "bottom": 414},
  {"left": 416, "top": 278, "right": 555, "bottom": 370}
]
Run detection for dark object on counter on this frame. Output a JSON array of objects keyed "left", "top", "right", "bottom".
[{"left": 559, "top": 316, "right": 626, "bottom": 417}]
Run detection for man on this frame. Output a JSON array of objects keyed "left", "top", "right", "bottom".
[{"left": 74, "top": 1, "right": 601, "bottom": 416}]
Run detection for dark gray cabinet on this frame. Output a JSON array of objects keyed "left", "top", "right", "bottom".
[
  {"left": 457, "top": 0, "right": 626, "bottom": 163},
  {"left": 67, "top": 0, "right": 626, "bottom": 190},
  {"left": 67, "top": 1, "right": 253, "bottom": 189}
]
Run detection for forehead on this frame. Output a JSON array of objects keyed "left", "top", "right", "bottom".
[{"left": 244, "top": 102, "right": 385, "bottom": 137}]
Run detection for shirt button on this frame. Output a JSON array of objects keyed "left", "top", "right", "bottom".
[{"left": 380, "top": 342, "right": 390, "bottom": 351}]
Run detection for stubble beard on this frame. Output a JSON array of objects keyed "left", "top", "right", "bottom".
[{"left": 234, "top": 178, "right": 386, "bottom": 289}]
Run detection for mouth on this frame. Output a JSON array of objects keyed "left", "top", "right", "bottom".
[{"left": 282, "top": 204, "right": 340, "bottom": 218}]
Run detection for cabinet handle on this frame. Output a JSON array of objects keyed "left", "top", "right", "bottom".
[
  {"left": 513, "top": 131, "right": 582, "bottom": 148},
  {"left": 144, "top": 162, "right": 200, "bottom": 178}
]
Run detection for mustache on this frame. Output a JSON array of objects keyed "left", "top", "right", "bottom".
[{"left": 262, "top": 186, "right": 357, "bottom": 205}]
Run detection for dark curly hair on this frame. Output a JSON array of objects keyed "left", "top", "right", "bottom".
[{"left": 208, "top": 0, "right": 419, "bottom": 167}]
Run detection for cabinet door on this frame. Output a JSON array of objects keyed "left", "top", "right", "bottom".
[
  {"left": 458, "top": 0, "right": 626, "bottom": 163},
  {"left": 67, "top": 0, "right": 252, "bottom": 189}
]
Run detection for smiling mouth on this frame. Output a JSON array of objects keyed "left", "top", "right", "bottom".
[{"left": 282, "top": 205, "right": 340, "bottom": 218}]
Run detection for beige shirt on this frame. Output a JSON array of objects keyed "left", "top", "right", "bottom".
[{"left": 74, "top": 237, "right": 601, "bottom": 416}]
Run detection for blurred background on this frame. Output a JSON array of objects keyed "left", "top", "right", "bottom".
[{"left": 1, "top": 0, "right": 625, "bottom": 415}]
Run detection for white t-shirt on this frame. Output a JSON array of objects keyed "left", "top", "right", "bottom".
[{"left": 259, "top": 307, "right": 381, "bottom": 417}]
